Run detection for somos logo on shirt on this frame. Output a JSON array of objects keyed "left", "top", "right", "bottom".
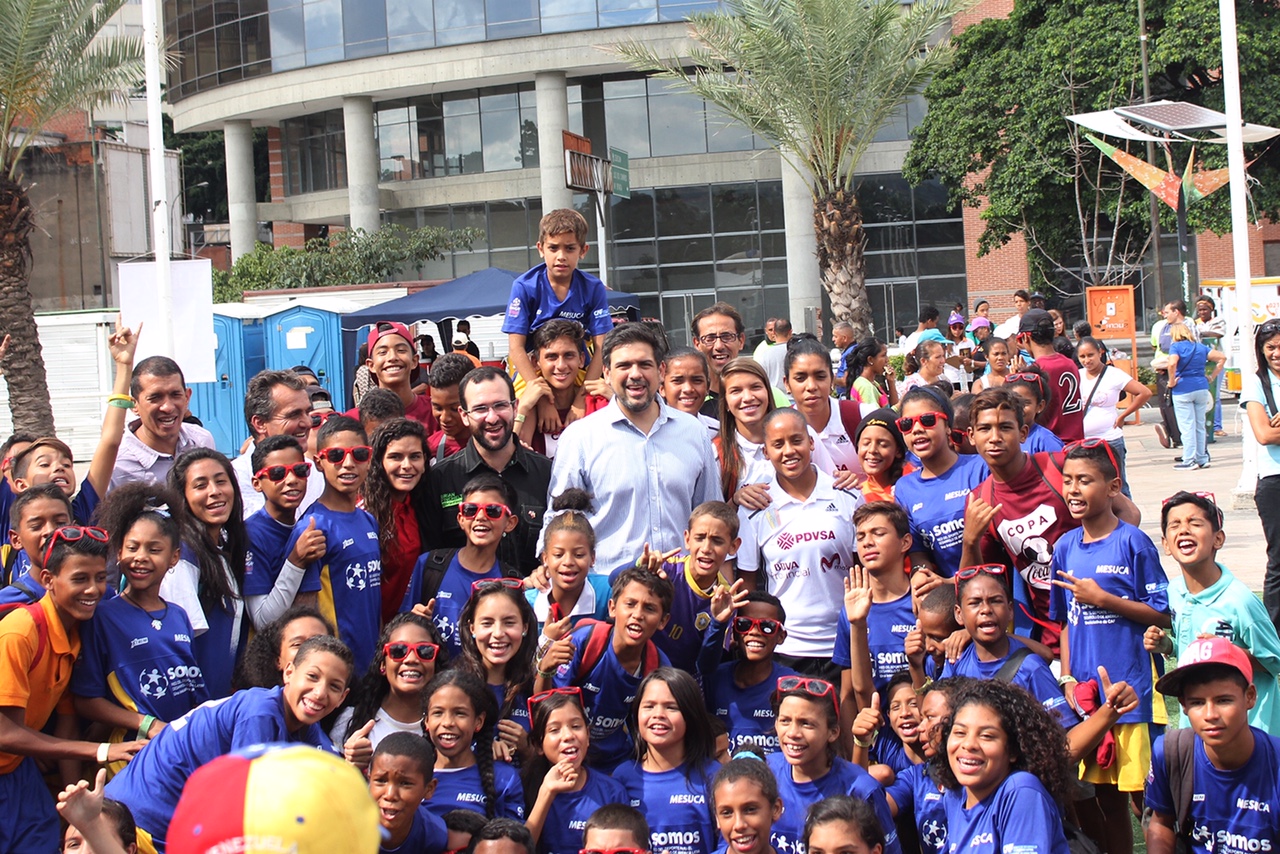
[
  {"left": 507, "top": 297, "right": 521, "bottom": 317},
  {"left": 775, "top": 530, "right": 835, "bottom": 550}
]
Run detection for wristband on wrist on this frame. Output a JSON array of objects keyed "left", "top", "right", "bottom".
[
  {"left": 97, "top": 742, "right": 110, "bottom": 764},
  {"left": 1057, "top": 674, "right": 1078, "bottom": 688},
  {"left": 107, "top": 394, "right": 135, "bottom": 409},
  {"left": 853, "top": 732, "right": 877, "bottom": 749},
  {"left": 138, "top": 715, "right": 156, "bottom": 739},
  {"left": 536, "top": 666, "right": 556, "bottom": 678},
  {"left": 514, "top": 413, "right": 527, "bottom": 424}
]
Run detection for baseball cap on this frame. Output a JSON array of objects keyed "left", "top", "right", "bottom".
[
  {"left": 452, "top": 332, "right": 471, "bottom": 348},
  {"left": 307, "top": 386, "right": 334, "bottom": 414},
  {"left": 854, "top": 407, "right": 906, "bottom": 459},
  {"left": 967, "top": 317, "right": 992, "bottom": 332},
  {"left": 168, "top": 744, "right": 381, "bottom": 854},
  {"left": 1154, "top": 636, "right": 1254, "bottom": 696},
  {"left": 1017, "top": 308, "right": 1055, "bottom": 335},
  {"left": 948, "top": 311, "right": 966, "bottom": 327},
  {"left": 291, "top": 365, "right": 318, "bottom": 381},
  {"left": 367, "top": 320, "right": 413, "bottom": 351}
]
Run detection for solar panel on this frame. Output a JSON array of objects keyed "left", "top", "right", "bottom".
[{"left": 1115, "top": 101, "right": 1229, "bottom": 133}]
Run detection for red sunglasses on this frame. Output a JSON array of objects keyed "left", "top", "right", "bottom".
[
  {"left": 471, "top": 577, "right": 524, "bottom": 594},
  {"left": 42, "top": 525, "right": 109, "bottom": 567},
  {"left": 383, "top": 641, "right": 439, "bottom": 662},
  {"left": 777, "top": 675, "right": 839, "bottom": 718},
  {"left": 896, "top": 411, "right": 949, "bottom": 433},
  {"left": 309, "top": 410, "right": 338, "bottom": 428},
  {"left": 526, "top": 686, "right": 583, "bottom": 719},
  {"left": 459, "top": 502, "right": 512, "bottom": 520},
  {"left": 733, "top": 616, "right": 783, "bottom": 637},
  {"left": 1064, "top": 437, "right": 1120, "bottom": 475},
  {"left": 954, "top": 563, "right": 1007, "bottom": 591}
]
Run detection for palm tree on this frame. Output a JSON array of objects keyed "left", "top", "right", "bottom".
[
  {"left": 0, "top": 0, "right": 149, "bottom": 434},
  {"left": 616, "top": 0, "right": 969, "bottom": 337}
]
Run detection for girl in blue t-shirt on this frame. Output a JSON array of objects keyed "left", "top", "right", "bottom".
[
  {"left": 859, "top": 672, "right": 927, "bottom": 779},
  {"left": 933, "top": 680, "right": 1071, "bottom": 854},
  {"left": 422, "top": 669, "right": 525, "bottom": 820},
  {"left": 526, "top": 489, "right": 611, "bottom": 638},
  {"left": 803, "top": 795, "right": 890, "bottom": 854},
  {"left": 331, "top": 612, "right": 446, "bottom": 772},
  {"left": 72, "top": 482, "right": 210, "bottom": 752},
  {"left": 460, "top": 581, "right": 538, "bottom": 759},
  {"left": 1006, "top": 369, "right": 1065, "bottom": 452},
  {"left": 523, "top": 688, "right": 629, "bottom": 854},
  {"left": 164, "top": 449, "right": 251, "bottom": 700},
  {"left": 766, "top": 676, "right": 901, "bottom": 854},
  {"left": 710, "top": 757, "right": 784, "bottom": 854},
  {"left": 615, "top": 668, "right": 722, "bottom": 854}
]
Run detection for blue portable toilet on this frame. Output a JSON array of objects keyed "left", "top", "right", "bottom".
[
  {"left": 263, "top": 297, "right": 363, "bottom": 412},
  {"left": 189, "top": 304, "right": 268, "bottom": 456}
]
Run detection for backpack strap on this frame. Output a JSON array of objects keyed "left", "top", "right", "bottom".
[
  {"left": 1028, "top": 452, "right": 1067, "bottom": 502},
  {"left": 574, "top": 620, "right": 614, "bottom": 681},
  {"left": 838, "top": 399, "right": 863, "bottom": 440},
  {"left": 1260, "top": 370, "right": 1279, "bottom": 419},
  {"left": 0, "top": 601, "right": 51, "bottom": 672},
  {"left": 993, "top": 645, "right": 1032, "bottom": 682},
  {"left": 10, "top": 578, "right": 42, "bottom": 604},
  {"left": 414, "top": 549, "right": 459, "bottom": 608},
  {"left": 1164, "top": 727, "right": 1197, "bottom": 839}
]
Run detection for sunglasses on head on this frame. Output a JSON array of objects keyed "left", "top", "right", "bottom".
[
  {"left": 895, "top": 411, "right": 948, "bottom": 432},
  {"left": 581, "top": 849, "right": 648, "bottom": 854},
  {"left": 1162, "top": 490, "right": 1223, "bottom": 527},
  {"left": 1258, "top": 319, "right": 1280, "bottom": 337},
  {"left": 309, "top": 410, "right": 337, "bottom": 428},
  {"left": 319, "top": 445, "right": 372, "bottom": 464},
  {"left": 42, "top": 525, "right": 109, "bottom": 567},
  {"left": 954, "top": 563, "right": 1007, "bottom": 591},
  {"left": 383, "top": 641, "right": 439, "bottom": 662},
  {"left": 526, "top": 686, "right": 583, "bottom": 719},
  {"left": 733, "top": 616, "right": 783, "bottom": 636},
  {"left": 459, "top": 502, "right": 512, "bottom": 520},
  {"left": 776, "top": 675, "right": 839, "bottom": 718},
  {"left": 1064, "top": 437, "right": 1120, "bottom": 474},
  {"left": 1006, "top": 371, "right": 1044, "bottom": 388},
  {"left": 471, "top": 577, "right": 525, "bottom": 594},
  {"left": 254, "top": 462, "right": 312, "bottom": 482}
]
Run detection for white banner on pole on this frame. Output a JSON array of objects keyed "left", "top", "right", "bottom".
[{"left": 118, "top": 259, "right": 217, "bottom": 384}]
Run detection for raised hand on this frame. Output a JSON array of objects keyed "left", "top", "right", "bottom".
[
  {"left": 543, "top": 611, "right": 573, "bottom": 643},
  {"left": 411, "top": 598, "right": 436, "bottom": 620},
  {"left": 1098, "top": 665, "right": 1138, "bottom": 716},
  {"left": 843, "top": 565, "right": 872, "bottom": 624},
  {"left": 289, "top": 516, "right": 326, "bottom": 565},
  {"left": 942, "top": 628, "right": 971, "bottom": 664},
  {"left": 108, "top": 318, "right": 142, "bottom": 367},
  {"left": 962, "top": 495, "right": 1001, "bottom": 545},
  {"left": 57, "top": 767, "right": 108, "bottom": 829},
  {"left": 343, "top": 719, "right": 376, "bottom": 770},
  {"left": 904, "top": 620, "right": 926, "bottom": 666},
  {"left": 542, "top": 757, "right": 579, "bottom": 794},
  {"left": 851, "top": 692, "right": 882, "bottom": 743},
  {"left": 539, "top": 635, "right": 575, "bottom": 675},
  {"left": 1143, "top": 625, "right": 1171, "bottom": 654},
  {"left": 1051, "top": 571, "right": 1107, "bottom": 608},
  {"left": 710, "top": 578, "right": 751, "bottom": 624}
]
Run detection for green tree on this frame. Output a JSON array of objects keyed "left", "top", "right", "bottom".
[
  {"left": 616, "top": 0, "right": 968, "bottom": 336},
  {"left": 903, "top": 0, "right": 1280, "bottom": 295},
  {"left": 0, "top": 0, "right": 151, "bottom": 433},
  {"left": 213, "top": 224, "right": 482, "bottom": 303}
]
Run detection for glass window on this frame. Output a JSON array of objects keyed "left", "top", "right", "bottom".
[
  {"left": 491, "top": 249, "right": 533, "bottom": 272},
  {"left": 302, "top": 0, "right": 343, "bottom": 66},
  {"left": 486, "top": 0, "right": 539, "bottom": 39},
  {"left": 541, "top": 0, "right": 597, "bottom": 33},
  {"left": 647, "top": 87, "right": 705, "bottom": 156},
  {"left": 661, "top": 264, "right": 715, "bottom": 294},
  {"left": 654, "top": 186, "right": 711, "bottom": 237},
  {"left": 479, "top": 91, "right": 523, "bottom": 172},
  {"left": 914, "top": 221, "right": 964, "bottom": 248},
  {"left": 387, "top": 0, "right": 435, "bottom": 52},
  {"left": 489, "top": 201, "right": 531, "bottom": 248},
  {"left": 711, "top": 183, "right": 758, "bottom": 233},
  {"left": 598, "top": 0, "right": 658, "bottom": 26},
  {"left": 658, "top": 236, "right": 713, "bottom": 265},
  {"left": 342, "top": 0, "right": 386, "bottom": 56},
  {"left": 241, "top": 13, "right": 270, "bottom": 65},
  {"left": 865, "top": 251, "right": 916, "bottom": 280},
  {"left": 602, "top": 83, "right": 650, "bottom": 158},
  {"left": 913, "top": 177, "right": 959, "bottom": 220},
  {"left": 611, "top": 189, "right": 656, "bottom": 240},
  {"left": 705, "top": 101, "right": 756, "bottom": 153},
  {"left": 916, "top": 249, "right": 966, "bottom": 278},
  {"left": 215, "top": 21, "right": 243, "bottom": 72},
  {"left": 435, "top": 0, "right": 484, "bottom": 45},
  {"left": 865, "top": 224, "right": 914, "bottom": 253},
  {"left": 612, "top": 240, "right": 658, "bottom": 267},
  {"left": 660, "top": 0, "right": 717, "bottom": 20},
  {"left": 756, "top": 181, "right": 784, "bottom": 230},
  {"left": 378, "top": 121, "right": 415, "bottom": 181}
]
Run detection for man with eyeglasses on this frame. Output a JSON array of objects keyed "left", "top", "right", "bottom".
[
  {"left": 426, "top": 367, "right": 552, "bottom": 576},
  {"left": 231, "top": 369, "right": 325, "bottom": 518},
  {"left": 692, "top": 302, "right": 788, "bottom": 418},
  {"left": 543, "top": 323, "right": 720, "bottom": 579}
]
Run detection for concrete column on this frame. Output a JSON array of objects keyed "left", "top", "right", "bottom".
[
  {"left": 225, "top": 120, "right": 257, "bottom": 262},
  {"left": 782, "top": 154, "right": 823, "bottom": 334},
  {"left": 342, "top": 96, "right": 381, "bottom": 233},
  {"left": 535, "top": 71, "right": 573, "bottom": 213}
]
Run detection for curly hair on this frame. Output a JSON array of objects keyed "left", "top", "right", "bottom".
[
  {"left": 232, "top": 605, "right": 334, "bottom": 690},
  {"left": 93, "top": 481, "right": 182, "bottom": 558},
  {"left": 167, "top": 448, "right": 247, "bottom": 609},
  {"left": 930, "top": 679, "right": 1073, "bottom": 806},
  {"left": 425, "top": 670, "right": 501, "bottom": 818},
  {"left": 458, "top": 585, "right": 536, "bottom": 727},
  {"left": 362, "top": 418, "right": 432, "bottom": 552},
  {"left": 340, "top": 612, "right": 446, "bottom": 743}
]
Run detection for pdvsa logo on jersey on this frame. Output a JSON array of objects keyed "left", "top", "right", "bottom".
[{"left": 776, "top": 530, "right": 835, "bottom": 549}]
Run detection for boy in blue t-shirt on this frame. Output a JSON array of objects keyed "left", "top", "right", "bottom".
[
  {"left": 243, "top": 434, "right": 327, "bottom": 631},
  {"left": 540, "top": 567, "right": 673, "bottom": 771},
  {"left": 1146, "top": 491, "right": 1280, "bottom": 736},
  {"left": 0, "top": 484, "right": 72, "bottom": 606},
  {"left": 1145, "top": 636, "right": 1280, "bottom": 849},
  {"left": 503, "top": 209, "right": 613, "bottom": 427},
  {"left": 285, "top": 416, "right": 383, "bottom": 672},
  {"left": 638, "top": 500, "right": 738, "bottom": 672},
  {"left": 368, "top": 732, "right": 450, "bottom": 854},
  {"left": 699, "top": 589, "right": 797, "bottom": 755},
  {"left": 1049, "top": 441, "right": 1169, "bottom": 851}
]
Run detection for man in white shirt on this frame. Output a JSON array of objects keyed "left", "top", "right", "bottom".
[
  {"left": 231, "top": 369, "right": 325, "bottom": 516},
  {"left": 992, "top": 289, "right": 1032, "bottom": 340},
  {"left": 758, "top": 318, "right": 793, "bottom": 391}
]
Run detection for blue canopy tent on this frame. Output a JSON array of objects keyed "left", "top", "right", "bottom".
[{"left": 340, "top": 266, "right": 640, "bottom": 370}]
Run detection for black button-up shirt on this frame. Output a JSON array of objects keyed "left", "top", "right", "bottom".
[{"left": 425, "top": 439, "right": 552, "bottom": 577}]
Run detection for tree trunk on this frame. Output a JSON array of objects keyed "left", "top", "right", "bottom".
[
  {"left": 813, "top": 187, "right": 874, "bottom": 339},
  {"left": 0, "top": 174, "right": 56, "bottom": 435}
]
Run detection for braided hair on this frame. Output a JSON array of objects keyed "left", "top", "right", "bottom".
[{"left": 425, "top": 670, "right": 501, "bottom": 818}]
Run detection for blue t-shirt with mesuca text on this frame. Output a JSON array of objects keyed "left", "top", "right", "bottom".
[
  {"left": 767, "top": 752, "right": 901, "bottom": 854},
  {"left": 501, "top": 264, "right": 613, "bottom": 338},
  {"left": 1145, "top": 727, "right": 1280, "bottom": 849},
  {"left": 1022, "top": 423, "right": 1065, "bottom": 454},
  {"left": 615, "top": 760, "right": 720, "bottom": 854},
  {"left": 243, "top": 509, "right": 320, "bottom": 598},
  {"left": 70, "top": 594, "right": 208, "bottom": 726},
  {"left": 381, "top": 806, "right": 449, "bottom": 854},
  {"left": 422, "top": 762, "right": 524, "bottom": 820},
  {"left": 552, "top": 622, "right": 670, "bottom": 771},
  {"left": 488, "top": 682, "right": 531, "bottom": 732},
  {"left": 535, "top": 768, "right": 629, "bottom": 854},
  {"left": 886, "top": 763, "right": 953, "bottom": 854},
  {"left": 707, "top": 660, "right": 797, "bottom": 756},
  {"left": 944, "top": 771, "right": 1069, "bottom": 854},
  {"left": 286, "top": 503, "right": 382, "bottom": 673},
  {"left": 103, "top": 687, "right": 334, "bottom": 848},
  {"left": 1048, "top": 521, "right": 1168, "bottom": 725},
  {"left": 894, "top": 454, "right": 989, "bottom": 578},
  {"left": 401, "top": 552, "right": 504, "bottom": 660},
  {"left": 833, "top": 592, "right": 915, "bottom": 692},
  {"left": 941, "top": 640, "right": 1081, "bottom": 728}
]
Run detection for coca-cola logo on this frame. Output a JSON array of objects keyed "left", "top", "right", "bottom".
[{"left": 776, "top": 530, "right": 836, "bottom": 550}]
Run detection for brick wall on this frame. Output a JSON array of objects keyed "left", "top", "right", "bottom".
[{"left": 1196, "top": 218, "right": 1280, "bottom": 282}]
